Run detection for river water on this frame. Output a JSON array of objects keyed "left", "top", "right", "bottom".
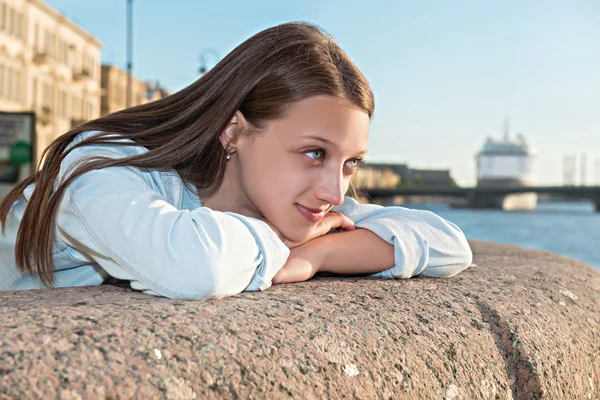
[{"left": 401, "top": 201, "right": 600, "bottom": 271}]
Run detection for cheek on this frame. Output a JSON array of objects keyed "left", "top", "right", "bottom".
[
  {"left": 239, "top": 157, "right": 290, "bottom": 210},
  {"left": 253, "top": 156, "right": 304, "bottom": 193},
  {"left": 242, "top": 157, "right": 314, "bottom": 221}
]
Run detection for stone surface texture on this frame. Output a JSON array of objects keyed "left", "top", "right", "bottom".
[{"left": 1, "top": 240, "right": 599, "bottom": 400}]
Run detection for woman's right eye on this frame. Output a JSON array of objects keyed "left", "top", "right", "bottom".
[{"left": 305, "top": 150, "right": 324, "bottom": 161}]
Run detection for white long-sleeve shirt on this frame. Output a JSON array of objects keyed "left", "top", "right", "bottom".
[{"left": 0, "top": 131, "right": 473, "bottom": 299}]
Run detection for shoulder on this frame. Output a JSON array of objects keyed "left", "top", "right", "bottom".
[
  {"left": 64, "top": 130, "right": 149, "bottom": 159},
  {"left": 333, "top": 196, "right": 382, "bottom": 216},
  {"left": 56, "top": 131, "right": 185, "bottom": 207},
  {"left": 57, "top": 131, "right": 180, "bottom": 194},
  {"left": 58, "top": 130, "right": 154, "bottom": 182}
]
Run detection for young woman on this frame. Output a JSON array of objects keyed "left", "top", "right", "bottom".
[{"left": 0, "top": 22, "right": 472, "bottom": 300}]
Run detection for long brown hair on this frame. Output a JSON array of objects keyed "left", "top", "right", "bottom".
[{"left": 0, "top": 21, "right": 375, "bottom": 286}]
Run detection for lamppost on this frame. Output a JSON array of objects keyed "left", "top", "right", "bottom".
[
  {"left": 126, "top": 0, "right": 133, "bottom": 107},
  {"left": 198, "top": 48, "right": 220, "bottom": 76}
]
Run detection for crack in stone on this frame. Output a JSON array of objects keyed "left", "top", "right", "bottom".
[{"left": 474, "top": 298, "right": 543, "bottom": 400}]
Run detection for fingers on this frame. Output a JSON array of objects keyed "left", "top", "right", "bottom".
[
  {"left": 265, "top": 211, "right": 356, "bottom": 250},
  {"left": 337, "top": 213, "right": 356, "bottom": 231},
  {"left": 321, "top": 211, "right": 355, "bottom": 233}
]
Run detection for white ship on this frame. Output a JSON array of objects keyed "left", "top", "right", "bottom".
[{"left": 475, "top": 122, "right": 537, "bottom": 211}]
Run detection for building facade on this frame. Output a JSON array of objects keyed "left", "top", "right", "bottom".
[
  {"left": 355, "top": 162, "right": 455, "bottom": 190},
  {"left": 354, "top": 165, "right": 401, "bottom": 189},
  {"left": 100, "top": 64, "right": 170, "bottom": 116},
  {"left": 0, "top": 0, "right": 102, "bottom": 162},
  {"left": 474, "top": 129, "right": 537, "bottom": 211}
]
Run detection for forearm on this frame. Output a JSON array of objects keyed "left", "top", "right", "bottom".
[{"left": 317, "top": 228, "right": 394, "bottom": 275}]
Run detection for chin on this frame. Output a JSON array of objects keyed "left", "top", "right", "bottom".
[{"left": 280, "top": 226, "right": 313, "bottom": 244}]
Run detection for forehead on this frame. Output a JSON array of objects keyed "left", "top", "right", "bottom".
[{"left": 266, "top": 95, "right": 370, "bottom": 152}]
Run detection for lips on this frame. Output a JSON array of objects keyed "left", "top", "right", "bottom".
[
  {"left": 295, "top": 203, "right": 326, "bottom": 223},
  {"left": 302, "top": 205, "right": 327, "bottom": 213}
]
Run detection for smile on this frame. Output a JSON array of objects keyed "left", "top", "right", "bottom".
[{"left": 295, "top": 203, "right": 325, "bottom": 223}]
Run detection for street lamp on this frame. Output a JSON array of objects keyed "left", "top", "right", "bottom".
[
  {"left": 126, "top": 0, "right": 133, "bottom": 108},
  {"left": 198, "top": 48, "right": 220, "bottom": 76}
]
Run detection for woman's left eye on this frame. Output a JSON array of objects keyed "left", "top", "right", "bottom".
[
  {"left": 304, "top": 150, "right": 362, "bottom": 170},
  {"left": 348, "top": 158, "right": 363, "bottom": 170}
]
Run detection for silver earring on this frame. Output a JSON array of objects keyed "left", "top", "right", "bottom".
[{"left": 226, "top": 147, "right": 232, "bottom": 160}]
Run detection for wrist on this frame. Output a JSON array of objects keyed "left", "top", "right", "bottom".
[{"left": 304, "top": 234, "right": 331, "bottom": 273}]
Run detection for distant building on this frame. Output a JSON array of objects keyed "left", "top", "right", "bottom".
[
  {"left": 0, "top": 0, "right": 102, "bottom": 162},
  {"left": 474, "top": 122, "right": 537, "bottom": 210},
  {"left": 362, "top": 162, "right": 412, "bottom": 180},
  {"left": 411, "top": 168, "right": 455, "bottom": 187},
  {"left": 101, "top": 65, "right": 170, "bottom": 116},
  {"left": 145, "top": 82, "right": 170, "bottom": 102},
  {"left": 355, "top": 162, "right": 455, "bottom": 189},
  {"left": 354, "top": 165, "right": 401, "bottom": 189},
  {"left": 0, "top": 0, "right": 173, "bottom": 165}
]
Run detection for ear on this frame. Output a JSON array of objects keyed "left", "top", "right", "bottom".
[{"left": 218, "top": 111, "right": 249, "bottom": 151}]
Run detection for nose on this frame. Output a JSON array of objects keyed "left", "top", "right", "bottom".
[{"left": 314, "top": 167, "right": 346, "bottom": 207}]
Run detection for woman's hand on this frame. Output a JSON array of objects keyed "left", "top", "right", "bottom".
[
  {"left": 271, "top": 240, "right": 325, "bottom": 284},
  {"left": 266, "top": 211, "right": 356, "bottom": 249}
]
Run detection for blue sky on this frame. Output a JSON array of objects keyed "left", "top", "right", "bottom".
[{"left": 47, "top": 0, "right": 600, "bottom": 186}]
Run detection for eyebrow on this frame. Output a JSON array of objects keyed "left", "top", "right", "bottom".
[{"left": 303, "top": 135, "right": 368, "bottom": 156}]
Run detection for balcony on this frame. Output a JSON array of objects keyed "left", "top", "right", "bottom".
[
  {"left": 70, "top": 118, "right": 87, "bottom": 129},
  {"left": 32, "top": 52, "right": 50, "bottom": 65},
  {"left": 37, "top": 106, "right": 52, "bottom": 125},
  {"left": 73, "top": 68, "right": 91, "bottom": 82}
]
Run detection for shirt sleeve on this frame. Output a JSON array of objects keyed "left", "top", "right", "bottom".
[
  {"left": 55, "top": 144, "right": 290, "bottom": 300},
  {"left": 332, "top": 196, "right": 473, "bottom": 279}
]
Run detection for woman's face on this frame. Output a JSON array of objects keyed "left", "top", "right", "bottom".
[{"left": 235, "top": 95, "right": 370, "bottom": 243}]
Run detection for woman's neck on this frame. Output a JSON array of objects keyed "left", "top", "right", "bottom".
[{"left": 197, "top": 168, "right": 263, "bottom": 220}]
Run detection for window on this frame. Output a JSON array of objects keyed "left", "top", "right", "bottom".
[
  {"left": 32, "top": 77, "right": 38, "bottom": 107},
  {"left": 7, "top": 6, "right": 13, "bottom": 36},
  {"left": 15, "top": 11, "right": 21, "bottom": 39},
  {"left": 0, "top": 3, "right": 5, "bottom": 32},
  {"left": 44, "top": 31, "right": 49, "bottom": 55},
  {"left": 2, "top": 65, "right": 7, "bottom": 100},
  {"left": 6, "top": 67, "right": 12, "bottom": 100},
  {"left": 63, "top": 92, "right": 68, "bottom": 117},
  {"left": 45, "top": 31, "right": 53, "bottom": 58},
  {"left": 62, "top": 41, "right": 68, "bottom": 64},
  {"left": 67, "top": 43, "right": 74, "bottom": 66},
  {"left": 6, "top": 68, "right": 11, "bottom": 101},
  {"left": 43, "top": 82, "right": 50, "bottom": 107},
  {"left": 10, "top": 68, "right": 16, "bottom": 101},
  {"left": 15, "top": 69, "right": 20, "bottom": 102},
  {"left": 34, "top": 23, "right": 39, "bottom": 49},
  {"left": 72, "top": 95, "right": 79, "bottom": 118}
]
